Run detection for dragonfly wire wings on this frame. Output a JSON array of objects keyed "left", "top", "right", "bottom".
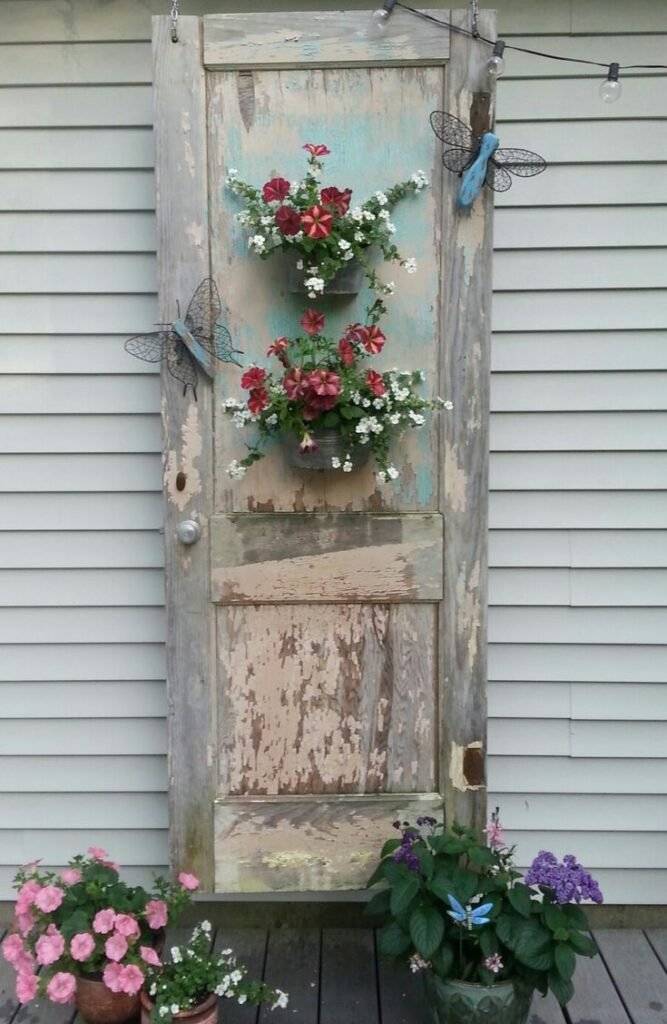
[
  {"left": 124, "top": 277, "right": 241, "bottom": 396},
  {"left": 430, "top": 111, "right": 546, "bottom": 194}
]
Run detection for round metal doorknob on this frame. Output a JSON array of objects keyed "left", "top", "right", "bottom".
[{"left": 176, "top": 519, "right": 201, "bottom": 545}]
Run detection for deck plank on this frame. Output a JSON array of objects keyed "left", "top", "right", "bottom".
[
  {"left": 214, "top": 928, "right": 268, "bottom": 1024},
  {"left": 595, "top": 929, "right": 667, "bottom": 1024},
  {"left": 647, "top": 930, "right": 667, "bottom": 972},
  {"left": 376, "top": 940, "right": 429, "bottom": 1024},
  {"left": 529, "top": 991, "right": 566, "bottom": 1024},
  {"left": 258, "top": 929, "right": 319, "bottom": 1024},
  {"left": 567, "top": 939, "right": 632, "bottom": 1024},
  {"left": 320, "top": 928, "right": 379, "bottom": 1024}
]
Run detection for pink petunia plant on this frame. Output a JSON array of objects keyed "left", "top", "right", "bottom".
[{"left": 2, "top": 848, "right": 199, "bottom": 1007}]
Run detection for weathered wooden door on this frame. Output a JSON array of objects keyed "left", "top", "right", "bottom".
[{"left": 153, "top": 9, "right": 494, "bottom": 892}]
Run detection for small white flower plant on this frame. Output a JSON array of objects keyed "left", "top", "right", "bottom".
[{"left": 143, "top": 923, "right": 288, "bottom": 1023}]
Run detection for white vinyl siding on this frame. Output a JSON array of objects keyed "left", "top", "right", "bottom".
[{"left": 0, "top": 0, "right": 665, "bottom": 903}]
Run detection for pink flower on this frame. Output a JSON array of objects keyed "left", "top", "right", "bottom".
[
  {"left": 366, "top": 370, "right": 386, "bottom": 397},
  {"left": 361, "top": 325, "right": 385, "bottom": 356},
  {"left": 16, "top": 880, "right": 41, "bottom": 914},
  {"left": 275, "top": 205, "right": 301, "bottom": 236},
  {"left": 261, "top": 177, "right": 291, "bottom": 203},
  {"left": 247, "top": 387, "right": 269, "bottom": 415},
  {"left": 103, "top": 962, "right": 124, "bottom": 994},
  {"left": 46, "top": 972, "right": 76, "bottom": 1005},
  {"left": 35, "top": 928, "right": 65, "bottom": 966},
  {"left": 240, "top": 366, "right": 267, "bottom": 391},
  {"left": 145, "top": 899, "right": 168, "bottom": 930},
  {"left": 87, "top": 846, "right": 110, "bottom": 861},
  {"left": 320, "top": 186, "right": 352, "bottom": 216},
  {"left": 15, "top": 911, "right": 35, "bottom": 937},
  {"left": 70, "top": 932, "right": 96, "bottom": 962},
  {"left": 93, "top": 908, "right": 117, "bottom": 934},
  {"left": 105, "top": 933, "right": 128, "bottom": 962},
  {"left": 60, "top": 868, "right": 82, "bottom": 886},
  {"left": 283, "top": 368, "right": 307, "bottom": 401},
  {"left": 299, "top": 433, "right": 318, "bottom": 453},
  {"left": 34, "top": 885, "right": 64, "bottom": 914},
  {"left": 16, "top": 971, "right": 38, "bottom": 1004},
  {"left": 484, "top": 953, "right": 504, "bottom": 975},
  {"left": 2, "top": 933, "right": 25, "bottom": 966},
  {"left": 178, "top": 872, "right": 199, "bottom": 892},
  {"left": 119, "top": 964, "right": 144, "bottom": 995},
  {"left": 299, "top": 309, "right": 325, "bottom": 336},
  {"left": 338, "top": 338, "right": 356, "bottom": 367},
  {"left": 113, "top": 914, "right": 140, "bottom": 940},
  {"left": 301, "top": 204, "right": 333, "bottom": 240},
  {"left": 15, "top": 948, "right": 36, "bottom": 975},
  {"left": 485, "top": 818, "right": 506, "bottom": 851},
  {"left": 140, "top": 945, "right": 162, "bottom": 968},
  {"left": 308, "top": 370, "right": 341, "bottom": 398},
  {"left": 303, "top": 143, "right": 330, "bottom": 157}
]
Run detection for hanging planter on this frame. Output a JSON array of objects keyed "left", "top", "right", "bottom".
[
  {"left": 285, "top": 251, "right": 364, "bottom": 296},
  {"left": 222, "top": 307, "right": 451, "bottom": 484},
  {"left": 226, "top": 143, "right": 428, "bottom": 300},
  {"left": 284, "top": 428, "right": 370, "bottom": 472}
]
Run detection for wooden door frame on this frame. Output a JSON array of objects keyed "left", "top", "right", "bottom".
[{"left": 153, "top": 9, "right": 494, "bottom": 890}]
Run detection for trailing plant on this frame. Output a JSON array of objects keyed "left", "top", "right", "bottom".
[
  {"left": 366, "top": 812, "right": 602, "bottom": 1006},
  {"left": 143, "top": 923, "right": 288, "bottom": 1022},
  {"left": 222, "top": 305, "right": 451, "bottom": 482},
  {"left": 225, "top": 143, "right": 428, "bottom": 296},
  {"left": 2, "top": 848, "right": 199, "bottom": 1006}
]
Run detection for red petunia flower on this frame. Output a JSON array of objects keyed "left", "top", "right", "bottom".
[
  {"left": 301, "top": 205, "right": 333, "bottom": 240},
  {"left": 300, "top": 309, "right": 325, "bottom": 336},
  {"left": 275, "top": 205, "right": 301, "bottom": 236},
  {"left": 262, "top": 177, "right": 291, "bottom": 203},
  {"left": 283, "top": 368, "right": 308, "bottom": 401},
  {"left": 338, "top": 338, "right": 356, "bottom": 367},
  {"left": 362, "top": 325, "right": 386, "bottom": 355},
  {"left": 320, "top": 186, "right": 353, "bottom": 217},
  {"left": 303, "top": 144, "right": 331, "bottom": 157},
  {"left": 308, "top": 369, "right": 341, "bottom": 398},
  {"left": 366, "top": 370, "right": 386, "bottom": 397},
  {"left": 267, "top": 337, "right": 289, "bottom": 357},
  {"left": 241, "top": 366, "right": 267, "bottom": 390},
  {"left": 248, "top": 387, "right": 270, "bottom": 415}
]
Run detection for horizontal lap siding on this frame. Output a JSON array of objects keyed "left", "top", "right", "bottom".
[{"left": 0, "top": 0, "right": 664, "bottom": 905}]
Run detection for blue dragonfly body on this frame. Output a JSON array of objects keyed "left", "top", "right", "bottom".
[{"left": 457, "top": 132, "right": 500, "bottom": 209}]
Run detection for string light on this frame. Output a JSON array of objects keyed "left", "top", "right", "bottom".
[
  {"left": 600, "top": 63, "right": 622, "bottom": 103},
  {"left": 392, "top": 1, "right": 666, "bottom": 101},
  {"left": 367, "top": 0, "right": 398, "bottom": 38}
]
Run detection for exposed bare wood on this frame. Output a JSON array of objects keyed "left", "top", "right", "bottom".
[
  {"left": 214, "top": 793, "right": 442, "bottom": 891},
  {"left": 217, "top": 604, "right": 436, "bottom": 796},
  {"left": 439, "top": 9, "right": 495, "bottom": 833},
  {"left": 152, "top": 15, "right": 215, "bottom": 888},
  {"left": 210, "top": 513, "right": 443, "bottom": 603},
  {"left": 203, "top": 10, "right": 450, "bottom": 70}
]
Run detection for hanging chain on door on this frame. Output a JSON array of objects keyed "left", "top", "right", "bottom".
[
  {"left": 170, "top": 0, "right": 179, "bottom": 42},
  {"left": 469, "top": 0, "right": 479, "bottom": 38}
]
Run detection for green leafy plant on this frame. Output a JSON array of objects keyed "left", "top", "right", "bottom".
[
  {"left": 143, "top": 924, "right": 288, "bottom": 1022},
  {"left": 366, "top": 813, "right": 602, "bottom": 1006}
]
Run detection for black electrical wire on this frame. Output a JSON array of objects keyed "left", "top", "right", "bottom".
[{"left": 394, "top": 1, "right": 667, "bottom": 72}]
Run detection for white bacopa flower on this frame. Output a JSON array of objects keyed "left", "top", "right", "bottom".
[
  {"left": 170, "top": 947, "right": 182, "bottom": 962},
  {"left": 272, "top": 991, "right": 289, "bottom": 1010},
  {"left": 307, "top": 265, "right": 318, "bottom": 274},
  {"left": 338, "top": 238, "right": 351, "bottom": 250},
  {"left": 331, "top": 456, "right": 342, "bottom": 469},
  {"left": 305, "top": 276, "right": 325, "bottom": 294},
  {"left": 159, "top": 1008, "right": 169, "bottom": 1017},
  {"left": 386, "top": 222, "right": 396, "bottom": 234},
  {"left": 265, "top": 413, "right": 278, "bottom": 427},
  {"left": 226, "top": 167, "right": 239, "bottom": 179},
  {"left": 288, "top": 181, "right": 300, "bottom": 196},
  {"left": 354, "top": 230, "right": 365, "bottom": 242},
  {"left": 409, "top": 411, "right": 425, "bottom": 426},
  {"left": 411, "top": 169, "right": 429, "bottom": 190},
  {"left": 362, "top": 398, "right": 371, "bottom": 408},
  {"left": 249, "top": 234, "right": 266, "bottom": 253},
  {"left": 237, "top": 995, "right": 247, "bottom": 1005},
  {"left": 342, "top": 251, "right": 354, "bottom": 261},
  {"left": 362, "top": 210, "right": 375, "bottom": 222},
  {"left": 375, "top": 190, "right": 388, "bottom": 205},
  {"left": 200, "top": 920, "right": 212, "bottom": 932},
  {"left": 223, "top": 397, "right": 243, "bottom": 410},
  {"left": 170, "top": 1006, "right": 180, "bottom": 1015},
  {"left": 403, "top": 257, "right": 418, "bottom": 274},
  {"left": 351, "top": 207, "right": 364, "bottom": 222},
  {"left": 377, "top": 470, "right": 387, "bottom": 484},
  {"left": 230, "top": 970, "right": 243, "bottom": 984},
  {"left": 150, "top": 984, "right": 157, "bottom": 996},
  {"left": 378, "top": 209, "right": 390, "bottom": 221},
  {"left": 373, "top": 398, "right": 385, "bottom": 410},
  {"left": 296, "top": 259, "right": 304, "bottom": 270},
  {"left": 227, "top": 460, "right": 247, "bottom": 480},
  {"left": 384, "top": 281, "right": 395, "bottom": 295},
  {"left": 389, "top": 413, "right": 401, "bottom": 425},
  {"left": 235, "top": 211, "right": 249, "bottom": 225},
  {"left": 260, "top": 215, "right": 273, "bottom": 226},
  {"left": 351, "top": 391, "right": 362, "bottom": 404},
  {"left": 343, "top": 460, "right": 353, "bottom": 472},
  {"left": 438, "top": 398, "right": 454, "bottom": 410},
  {"left": 409, "top": 953, "right": 431, "bottom": 973}
]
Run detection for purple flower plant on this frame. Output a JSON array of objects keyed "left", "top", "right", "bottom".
[
  {"left": 524, "top": 851, "right": 603, "bottom": 905},
  {"left": 392, "top": 821, "right": 421, "bottom": 873}
]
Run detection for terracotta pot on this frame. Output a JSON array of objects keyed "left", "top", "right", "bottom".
[
  {"left": 76, "top": 975, "right": 140, "bottom": 1024},
  {"left": 140, "top": 991, "right": 218, "bottom": 1024},
  {"left": 285, "top": 252, "right": 364, "bottom": 295},
  {"left": 285, "top": 428, "right": 370, "bottom": 471},
  {"left": 424, "top": 974, "right": 532, "bottom": 1024}
]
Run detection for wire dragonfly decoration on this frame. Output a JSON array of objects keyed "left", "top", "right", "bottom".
[
  {"left": 430, "top": 111, "right": 546, "bottom": 210},
  {"left": 124, "top": 277, "right": 242, "bottom": 398}
]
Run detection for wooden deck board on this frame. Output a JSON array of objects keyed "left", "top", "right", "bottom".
[
  {"left": 595, "top": 929, "right": 667, "bottom": 1024},
  {"left": 0, "top": 928, "right": 664, "bottom": 1024}
]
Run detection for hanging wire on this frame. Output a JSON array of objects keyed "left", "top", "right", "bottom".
[
  {"left": 170, "top": 0, "right": 179, "bottom": 42},
  {"left": 469, "top": 0, "right": 479, "bottom": 39},
  {"left": 394, "top": 1, "right": 667, "bottom": 72}
]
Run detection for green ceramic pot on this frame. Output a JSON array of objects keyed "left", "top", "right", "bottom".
[{"left": 424, "top": 973, "right": 532, "bottom": 1024}]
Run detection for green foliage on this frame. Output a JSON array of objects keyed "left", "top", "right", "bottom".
[{"left": 366, "top": 818, "right": 599, "bottom": 1007}]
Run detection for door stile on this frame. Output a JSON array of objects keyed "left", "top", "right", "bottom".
[
  {"left": 439, "top": 9, "right": 496, "bottom": 832},
  {"left": 153, "top": 15, "right": 216, "bottom": 888}
]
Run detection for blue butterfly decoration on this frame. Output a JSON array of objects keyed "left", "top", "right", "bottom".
[
  {"left": 447, "top": 894, "right": 494, "bottom": 930},
  {"left": 125, "top": 277, "right": 242, "bottom": 399},
  {"left": 430, "top": 111, "right": 546, "bottom": 210}
]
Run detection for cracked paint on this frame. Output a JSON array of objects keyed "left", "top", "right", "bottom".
[{"left": 164, "top": 402, "right": 202, "bottom": 513}]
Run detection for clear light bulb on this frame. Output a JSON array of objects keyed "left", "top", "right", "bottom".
[
  {"left": 367, "top": 6, "right": 390, "bottom": 38},
  {"left": 486, "top": 40, "right": 506, "bottom": 81},
  {"left": 599, "top": 63, "right": 622, "bottom": 103}
]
